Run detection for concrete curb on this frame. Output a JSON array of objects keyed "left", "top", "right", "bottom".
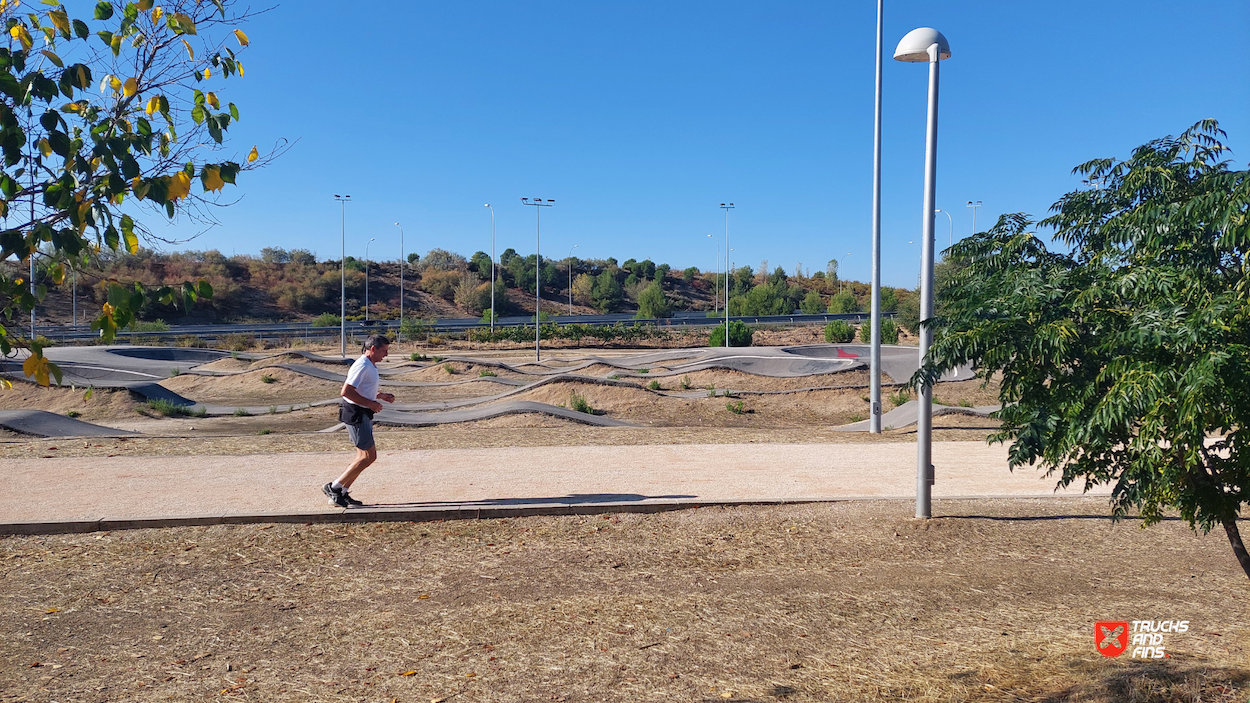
[{"left": 0, "top": 493, "right": 1114, "bottom": 536}]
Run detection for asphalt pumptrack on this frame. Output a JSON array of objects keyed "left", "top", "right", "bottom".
[{"left": 0, "top": 343, "right": 1102, "bottom": 535}]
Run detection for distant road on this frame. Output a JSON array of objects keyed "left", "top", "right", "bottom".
[{"left": 34, "top": 311, "right": 891, "bottom": 344}]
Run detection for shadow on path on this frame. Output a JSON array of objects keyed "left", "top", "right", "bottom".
[{"left": 368, "top": 493, "right": 699, "bottom": 509}]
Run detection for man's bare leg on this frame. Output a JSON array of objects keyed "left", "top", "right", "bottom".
[{"left": 335, "top": 446, "right": 376, "bottom": 490}]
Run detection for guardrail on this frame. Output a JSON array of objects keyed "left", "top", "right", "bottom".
[{"left": 32, "top": 312, "right": 894, "bottom": 345}]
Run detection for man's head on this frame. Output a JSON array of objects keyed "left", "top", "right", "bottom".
[{"left": 362, "top": 335, "right": 390, "bottom": 362}]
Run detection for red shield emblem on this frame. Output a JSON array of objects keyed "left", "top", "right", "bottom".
[{"left": 1095, "top": 621, "right": 1128, "bottom": 657}]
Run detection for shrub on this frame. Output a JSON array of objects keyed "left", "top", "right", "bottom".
[
  {"left": 889, "top": 389, "right": 910, "bottom": 407},
  {"left": 569, "top": 391, "right": 594, "bottom": 414},
  {"left": 479, "top": 369, "right": 497, "bottom": 377},
  {"left": 800, "top": 289, "right": 824, "bottom": 314},
  {"left": 410, "top": 352, "right": 429, "bottom": 361},
  {"left": 257, "top": 428, "right": 272, "bottom": 435},
  {"left": 726, "top": 400, "right": 746, "bottom": 414},
  {"left": 635, "top": 280, "right": 671, "bottom": 319},
  {"left": 146, "top": 398, "right": 197, "bottom": 417},
  {"left": 443, "top": 363, "right": 456, "bottom": 374},
  {"left": 847, "top": 412, "right": 867, "bottom": 423},
  {"left": 176, "top": 335, "right": 206, "bottom": 348},
  {"left": 709, "top": 320, "right": 754, "bottom": 347},
  {"left": 129, "top": 319, "right": 170, "bottom": 333},
  {"left": 168, "top": 368, "right": 181, "bottom": 377},
  {"left": 682, "top": 267, "right": 697, "bottom": 284},
  {"left": 895, "top": 293, "right": 921, "bottom": 334},
  {"left": 860, "top": 317, "right": 899, "bottom": 344},
  {"left": 222, "top": 333, "right": 255, "bottom": 352},
  {"left": 399, "top": 317, "right": 433, "bottom": 342},
  {"left": 647, "top": 380, "right": 661, "bottom": 391},
  {"left": 828, "top": 290, "right": 859, "bottom": 314},
  {"left": 679, "top": 376, "right": 692, "bottom": 390},
  {"left": 824, "top": 320, "right": 854, "bottom": 343},
  {"left": 261, "top": 374, "right": 276, "bottom": 384},
  {"left": 66, "top": 410, "right": 81, "bottom": 418},
  {"left": 637, "top": 368, "right": 649, "bottom": 374},
  {"left": 234, "top": 407, "right": 251, "bottom": 417},
  {"left": 312, "top": 312, "right": 340, "bottom": 327},
  {"left": 268, "top": 405, "right": 278, "bottom": 414}
]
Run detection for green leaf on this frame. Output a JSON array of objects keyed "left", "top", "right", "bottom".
[
  {"left": 190, "top": 104, "right": 204, "bottom": 124},
  {"left": 40, "top": 50, "right": 63, "bottom": 68},
  {"left": 228, "top": 103, "right": 239, "bottom": 121},
  {"left": 94, "top": 2, "right": 114, "bottom": 20},
  {"left": 120, "top": 214, "right": 137, "bottom": 254},
  {"left": 197, "top": 280, "right": 213, "bottom": 299},
  {"left": 72, "top": 19, "right": 89, "bottom": 40}
]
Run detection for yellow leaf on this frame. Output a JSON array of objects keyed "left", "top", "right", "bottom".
[
  {"left": 233, "top": 29, "right": 249, "bottom": 46},
  {"left": 37, "top": 138, "right": 51, "bottom": 157},
  {"left": 202, "top": 68, "right": 211, "bottom": 79},
  {"left": 102, "top": 302, "right": 114, "bottom": 317},
  {"left": 0, "top": 379, "right": 11, "bottom": 390},
  {"left": 237, "top": 61, "right": 244, "bottom": 77},
  {"left": 123, "top": 77, "right": 138, "bottom": 97},
  {"left": 247, "top": 145, "right": 258, "bottom": 163},
  {"left": 151, "top": 6, "right": 162, "bottom": 22},
  {"left": 10, "top": 24, "right": 32, "bottom": 50},
  {"left": 137, "top": 0, "right": 152, "bottom": 10},
  {"left": 206, "top": 91, "right": 218, "bottom": 109},
  {"left": 145, "top": 96, "right": 160, "bottom": 115},
  {"left": 201, "top": 165, "right": 224, "bottom": 193},
  {"left": 109, "top": 75, "right": 121, "bottom": 92},
  {"left": 167, "top": 171, "right": 191, "bottom": 200},
  {"left": 23, "top": 354, "right": 50, "bottom": 387},
  {"left": 181, "top": 38, "right": 194, "bottom": 60},
  {"left": 48, "top": 8, "right": 69, "bottom": 35},
  {"left": 123, "top": 228, "right": 138, "bottom": 254}
]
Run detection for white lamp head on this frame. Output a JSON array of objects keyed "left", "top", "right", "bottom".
[{"left": 894, "top": 27, "right": 951, "bottom": 62}]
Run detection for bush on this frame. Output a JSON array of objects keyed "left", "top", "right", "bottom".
[
  {"left": 709, "top": 320, "right": 753, "bottom": 347},
  {"left": 859, "top": 317, "right": 899, "bottom": 344},
  {"left": 828, "top": 290, "right": 859, "bottom": 314},
  {"left": 895, "top": 293, "right": 920, "bottom": 334},
  {"left": 399, "top": 316, "right": 432, "bottom": 342},
  {"left": 260, "top": 374, "right": 276, "bottom": 384},
  {"left": 569, "top": 391, "right": 593, "bottom": 414},
  {"left": 221, "top": 333, "right": 255, "bottom": 351},
  {"left": 889, "top": 388, "right": 910, "bottom": 407},
  {"left": 146, "top": 398, "right": 203, "bottom": 417},
  {"left": 312, "top": 312, "right": 340, "bottom": 327},
  {"left": 800, "top": 289, "right": 824, "bottom": 314},
  {"left": 682, "top": 267, "right": 697, "bottom": 284},
  {"left": 726, "top": 400, "right": 746, "bottom": 415},
  {"left": 129, "top": 319, "right": 169, "bottom": 333},
  {"left": 635, "top": 280, "right": 671, "bottom": 319},
  {"left": 824, "top": 320, "right": 854, "bottom": 343},
  {"left": 647, "top": 380, "right": 661, "bottom": 391}
]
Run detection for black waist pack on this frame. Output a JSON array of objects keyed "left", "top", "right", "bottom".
[{"left": 338, "top": 401, "right": 375, "bottom": 425}]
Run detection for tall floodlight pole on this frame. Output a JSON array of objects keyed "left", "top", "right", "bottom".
[
  {"left": 567, "top": 244, "right": 577, "bottom": 314},
  {"left": 364, "top": 237, "right": 375, "bottom": 320},
  {"left": 720, "top": 203, "right": 734, "bottom": 347},
  {"left": 521, "top": 198, "right": 553, "bottom": 361},
  {"left": 484, "top": 204, "right": 496, "bottom": 331},
  {"left": 334, "top": 194, "right": 352, "bottom": 356},
  {"left": 935, "top": 209, "right": 953, "bottom": 249},
  {"left": 393, "top": 223, "right": 405, "bottom": 324},
  {"left": 895, "top": 27, "right": 952, "bottom": 520},
  {"left": 869, "top": 0, "right": 884, "bottom": 433},
  {"left": 707, "top": 233, "right": 720, "bottom": 314},
  {"left": 966, "top": 200, "right": 981, "bottom": 236}
]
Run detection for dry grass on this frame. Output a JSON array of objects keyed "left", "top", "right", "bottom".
[{"left": 2, "top": 498, "right": 1245, "bottom": 702}]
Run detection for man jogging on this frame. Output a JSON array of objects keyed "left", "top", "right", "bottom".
[{"left": 323, "top": 334, "right": 395, "bottom": 508}]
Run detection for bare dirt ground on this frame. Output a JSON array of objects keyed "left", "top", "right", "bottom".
[{"left": 2, "top": 498, "right": 1246, "bottom": 703}]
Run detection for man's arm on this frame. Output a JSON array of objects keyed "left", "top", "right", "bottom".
[{"left": 341, "top": 383, "right": 383, "bottom": 413}]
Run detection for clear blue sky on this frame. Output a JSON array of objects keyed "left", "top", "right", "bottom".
[{"left": 153, "top": 0, "right": 1250, "bottom": 289}]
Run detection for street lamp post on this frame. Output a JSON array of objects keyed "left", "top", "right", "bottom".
[
  {"left": 520, "top": 198, "right": 553, "bottom": 361},
  {"left": 720, "top": 203, "right": 734, "bottom": 346},
  {"left": 484, "top": 204, "right": 496, "bottom": 331},
  {"left": 966, "top": 200, "right": 982, "bottom": 236},
  {"left": 567, "top": 244, "right": 577, "bottom": 315},
  {"left": 393, "top": 223, "right": 405, "bottom": 324},
  {"left": 364, "top": 237, "right": 375, "bottom": 320},
  {"left": 869, "top": 0, "right": 884, "bottom": 434},
  {"left": 895, "top": 26, "right": 952, "bottom": 520},
  {"left": 935, "top": 208, "right": 953, "bottom": 249},
  {"left": 333, "top": 194, "right": 351, "bottom": 356},
  {"left": 707, "top": 233, "right": 720, "bottom": 314}
]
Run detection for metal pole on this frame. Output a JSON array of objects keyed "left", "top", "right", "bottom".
[
  {"left": 707, "top": 233, "right": 719, "bottom": 314},
  {"left": 966, "top": 200, "right": 981, "bottom": 236},
  {"left": 869, "top": 0, "right": 884, "bottom": 434},
  {"left": 936, "top": 209, "right": 952, "bottom": 249},
  {"left": 916, "top": 43, "right": 941, "bottom": 520},
  {"left": 394, "top": 223, "right": 404, "bottom": 324},
  {"left": 364, "top": 238, "right": 374, "bottom": 320},
  {"left": 334, "top": 195, "right": 350, "bottom": 357},
  {"left": 485, "top": 204, "right": 495, "bottom": 331},
  {"left": 567, "top": 244, "right": 577, "bottom": 315},
  {"left": 720, "top": 203, "right": 734, "bottom": 346},
  {"left": 520, "top": 198, "right": 553, "bottom": 361}
]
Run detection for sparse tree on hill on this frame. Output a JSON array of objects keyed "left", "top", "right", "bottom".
[{"left": 915, "top": 121, "right": 1250, "bottom": 579}]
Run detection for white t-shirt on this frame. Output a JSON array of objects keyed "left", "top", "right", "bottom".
[{"left": 343, "top": 355, "right": 380, "bottom": 407}]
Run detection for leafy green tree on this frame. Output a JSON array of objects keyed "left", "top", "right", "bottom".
[
  {"left": 895, "top": 291, "right": 920, "bottom": 334},
  {"left": 879, "top": 287, "right": 898, "bottom": 312},
  {"left": 860, "top": 317, "right": 897, "bottom": 344},
  {"left": 916, "top": 121, "right": 1250, "bottom": 579},
  {"left": 635, "top": 280, "right": 670, "bottom": 319},
  {"left": 828, "top": 290, "right": 858, "bottom": 314},
  {"left": 681, "top": 266, "right": 697, "bottom": 284},
  {"left": 799, "top": 289, "right": 824, "bottom": 314},
  {"left": 729, "top": 280, "right": 789, "bottom": 316},
  {"left": 0, "top": 0, "right": 272, "bottom": 385},
  {"left": 468, "top": 250, "right": 491, "bottom": 277},
  {"left": 590, "top": 269, "right": 622, "bottom": 313},
  {"left": 826, "top": 259, "right": 839, "bottom": 281}
]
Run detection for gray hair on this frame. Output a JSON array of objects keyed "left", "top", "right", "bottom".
[{"left": 362, "top": 334, "right": 391, "bottom": 350}]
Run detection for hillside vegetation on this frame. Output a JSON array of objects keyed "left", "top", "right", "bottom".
[{"left": 20, "top": 247, "right": 919, "bottom": 326}]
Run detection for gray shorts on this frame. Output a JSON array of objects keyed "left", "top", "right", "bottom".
[{"left": 347, "top": 414, "right": 375, "bottom": 450}]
